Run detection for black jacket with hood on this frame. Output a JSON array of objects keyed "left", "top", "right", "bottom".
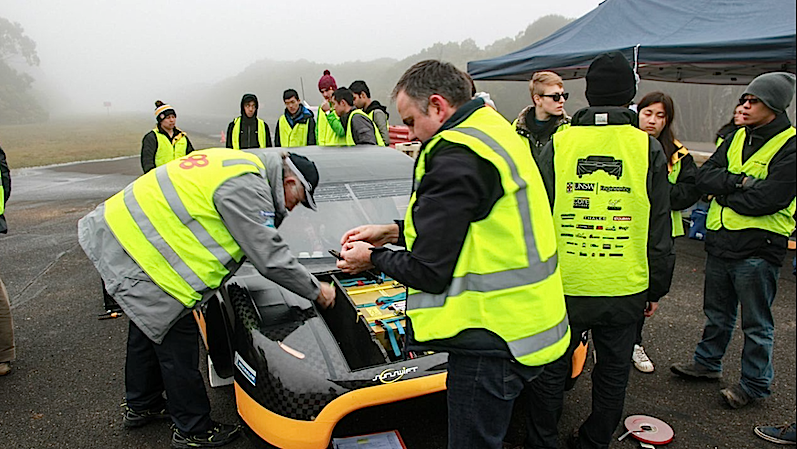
[
  {"left": 0, "top": 144, "right": 10, "bottom": 234},
  {"left": 226, "top": 94, "right": 273, "bottom": 149}
]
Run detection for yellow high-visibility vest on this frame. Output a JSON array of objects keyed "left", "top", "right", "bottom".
[
  {"left": 343, "top": 109, "right": 385, "bottom": 146},
  {"left": 277, "top": 115, "right": 311, "bottom": 147},
  {"left": 153, "top": 128, "right": 189, "bottom": 168},
  {"left": 231, "top": 117, "right": 267, "bottom": 149}
]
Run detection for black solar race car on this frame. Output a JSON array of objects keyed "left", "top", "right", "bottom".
[
  {"left": 195, "top": 146, "right": 448, "bottom": 449},
  {"left": 576, "top": 155, "right": 623, "bottom": 179}
]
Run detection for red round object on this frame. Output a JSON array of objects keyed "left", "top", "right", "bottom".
[{"left": 623, "top": 415, "right": 674, "bottom": 444}]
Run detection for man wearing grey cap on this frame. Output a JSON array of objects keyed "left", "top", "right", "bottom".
[
  {"left": 672, "top": 72, "right": 796, "bottom": 410},
  {"left": 77, "top": 148, "right": 335, "bottom": 448}
]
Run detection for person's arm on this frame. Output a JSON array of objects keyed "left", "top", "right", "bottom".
[
  {"left": 140, "top": 131, "right": 157, "bottom": 173},
  {"left": 274, "top": 121, "right": 282, "bottom": 147},
  {"left": 225, "top": 122, "right": 234, "bottom": 149},
  {"left": 326, "top": 110, "right": 345, "bottom": 137},
  {"left": 351, "top": 114, "right": 378, "bottom": 145},
  {"left": 537, "top": 140, "right": 556, "bottom": 208},
  {"left": 696, "top": 131, "right": 746, "bottom": 195},
  {"left": 372, "top": 109, "right": 390, "bottom": 146},
  {"left": 264, "top": 122, "right": 273, "bottom": 148},
  {"left": 721, "top": 139, "right": 796, "bottom": 216},
  {"left": 0, "top": 144, "right": 10, "bottom": 203},
  {"left": 307, "top": 116, "right": 317, "bottom": 146},
  {"left": 184, "top": 134, "right": 195, "bottom": 155},
  {"left": 369, "top": 145, "right": 502, "bottom": 293},
  {"left": 214, "top": 174, "right": 321, "bottom": 301},
  {"left": 670, "top": 154, "right": 701, "bottom": 210},
  {"left": 647, "top": 137, "right": 675, "bottom": 303}
]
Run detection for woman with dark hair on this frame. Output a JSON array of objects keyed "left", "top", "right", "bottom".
[
  {"left": 715, "top": 104, "right": 744, "bottom": 147},
  {"left": 631, "top": 91, "right": 701, "bottom": 373}
]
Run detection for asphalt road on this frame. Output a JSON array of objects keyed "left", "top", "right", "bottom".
[{"left": 0, "top": 156, "right": 794, "bottom": 449}]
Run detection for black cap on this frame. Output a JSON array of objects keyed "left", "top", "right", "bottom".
[
  {"left": 585, "top": 51, "right": 637, "bottom": 107},
  {"left": 286, "top": 153, "right": 319, "bottom": 211}
]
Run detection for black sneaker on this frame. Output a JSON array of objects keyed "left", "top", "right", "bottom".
[
  {"left": 122, "top": 402, "right": 170, "bottom": 428},
  {"left": 171, "top": 422, "right": 241, "bottom": 448}
]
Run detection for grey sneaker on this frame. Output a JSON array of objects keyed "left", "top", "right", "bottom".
[
  {"left": 754, "top": 422, "right": 796, "bottom": 445},
  {"left": 721, "top": 383, "right": 753, "bottom": 409},
  {"left": 122, "top": 402, "right": 170, "bottom": 428},
  {"left": 171, "top": 422, "right": 241, "bottom": 448},
  {"left": 670, "top": 361, "right": 722, "bottom": 380}
]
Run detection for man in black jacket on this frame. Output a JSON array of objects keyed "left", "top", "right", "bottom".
[
  {"left": 528, "top": 52, "right": 674, "bottom": 449},
  {"left": 0, "top": 143, "right": 14, "bottom": 376},
  {"left": 671, "top": 72, "right": 796, "bottom": 410},
  {"left": 225, "top": 93, "right": 272, "bottom": 150}
]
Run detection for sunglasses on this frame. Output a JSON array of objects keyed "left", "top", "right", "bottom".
[
  {"left": 738, "top": 97, "right": 761, "bottom": 106},
  {"left": 539, "top": 92, "right": 569, "bottom": 102}
]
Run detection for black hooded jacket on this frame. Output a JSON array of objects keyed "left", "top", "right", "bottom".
[
  {"left": 0, "top": 144, "right": 10, "bottom": 234},
  {"left": 226, "top": 94, "right": 272, "bottom": 149}
]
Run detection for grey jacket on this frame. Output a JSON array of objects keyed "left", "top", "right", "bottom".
[{"left": 78, "top": 151, "right": 320, "bottom": 343}]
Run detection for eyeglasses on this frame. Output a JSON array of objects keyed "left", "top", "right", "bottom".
[
  {"left": 738, "top": 96, "right": 761, "bottom": 106},
  {"left": 539, "top": 92, "right": 569, "bottom": 102}
]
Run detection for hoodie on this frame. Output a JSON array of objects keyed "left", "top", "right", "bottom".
[
  {"left": 226, "top": 94, "right": 273, "bottom": 149},
  {"left": 364, "top": 100, "right": 391, "bottom": 146}
]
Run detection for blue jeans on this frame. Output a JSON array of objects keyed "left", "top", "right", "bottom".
[
  {"left": 446, "top": 354, "right": 542, "bottom": 449},
  {"left": 694, "top": 254, "right": 779, "bottom": 398}
]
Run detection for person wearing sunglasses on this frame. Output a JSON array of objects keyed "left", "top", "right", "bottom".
[
  {"left": 672, "top": 72, "right": 796, "bottom": 410},
  {"left": 513, "top": 71, "right": 571, "bottom": 162}
]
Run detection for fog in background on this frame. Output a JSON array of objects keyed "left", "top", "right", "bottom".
[{"left": 2, "top": 0, "right": 598, "bottom": 116}]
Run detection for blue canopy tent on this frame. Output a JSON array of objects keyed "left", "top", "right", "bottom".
[{"left": 468, "top": 0, "right": 796, "bottom": 85}]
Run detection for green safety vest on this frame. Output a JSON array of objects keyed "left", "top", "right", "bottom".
[
  {"left": 103, "top": 148, "right": 265, "bottom": 308},
  {"left": 404, "top": 106, "right": 570, "bottom": 367},
  {"left": 153, "top": 128, "right": 189, "bottom": 168},
  {"left": 316, "top": 107, "right": 346, "bottom": 146},
  {"left": 277, "top": 115, "right": 311, "bottom": 147},
  {"left": 231, "top": 117, "right": 267, "bottom": 149},
  {"left": 552, "top": 125, "right": 651, "bottom": 297},
  {"left": 706, "top": 127, "right": 796, "bottom": 236},
  {"left": 344, "top": 109, "right": 385, "bottom": 146},
  {"left": 668, "top": 144, "right": 690, "bottom": 237}
]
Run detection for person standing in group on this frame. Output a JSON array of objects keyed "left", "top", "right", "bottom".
[
  {"left": 275, "top": 89, "right": 316, "bottom": 147},
  {"left": 671, "top": 72, "right": 796, "bottom": 410},
  {"left": 527, "top": 51, "right": 674, "bottom": 449},
  {"left": 316, "top": 70, "right": 346, "bottom": 146},
  {"left": 631, "top": 91, "right": 700, "bottom": 373},
  {"left": 513, "top": 71, "right": 571, "bottom": 162},
  {"left": 336, "top": 60, "right": 570, "bottom": 449},
  {"left": 349, "top": 80, "right": 390, "bottom": 146},
  {"left": 226, "top": 93, "right": 272, "bottom": 150},
  {"left": 0, "top": 143, "right": 13, "bottom": 377},
  {"left": 715, "top": 104, "right": 745, "bottom": 147},
  {"left": 141, "top": 101, "right": 195, "bottom": 174},
  {"left": 331, "top": 88, "right": 382, "bottom": 146},
  {"left": 78, "top": 148, "right": 336, "bottom": 448}
]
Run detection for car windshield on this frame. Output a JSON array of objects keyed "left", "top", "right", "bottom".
[{"left": 279, "top": 178, "right": 411, "bottom": 258}]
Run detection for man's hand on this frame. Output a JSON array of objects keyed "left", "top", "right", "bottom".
[
  {"left": 340, "top": 224, "right": 399, "bottom": 247},
  {"left": 644, "top": 301, "right": 659, "bottom": 318},
  {"left": 337, "top": 241, "right": 375, "bottom": 274},
  {"left": 320, "top": 101, "right": 330, "bottom": 113},
  {"left": 316, "top": 282, "right": 336, "bottom": 309}
]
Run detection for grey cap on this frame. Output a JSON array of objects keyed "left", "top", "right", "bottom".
[{"left": 742, "top": 72, "right": 796, "bottom": 114}]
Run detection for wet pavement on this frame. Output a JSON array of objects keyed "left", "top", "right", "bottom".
[{"left": 0, "top": 156, "right": 794, "bottom": 448}]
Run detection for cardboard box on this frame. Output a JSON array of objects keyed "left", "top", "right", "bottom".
[{"left": 332, "top": 430, "right": 407, "bottom": 449}]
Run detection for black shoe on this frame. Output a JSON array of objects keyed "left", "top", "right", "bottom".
[
  {"left": 670, "top": 361, "right": 722, "bottom": 380},
  {"left": 721, "top": 383, "right": 754, "bottom": 409},
  {"left": 171, "top": 422, "right": 241, "bottom": 448},
  {"left": 566, "top": 430, "right": 582, "bottom": 449},
  {"left": 122, "top": 402, "right": 170, "bottom": 428}
]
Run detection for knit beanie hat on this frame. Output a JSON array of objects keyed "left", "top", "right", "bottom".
[
  {"left": 742, "top": 72, "right": 796, "bottom": 114},
  {"left": 318, "top": 70, "right": 337, "bottom": 91},
  {"left": 585, "top": 51, "right": 636, "bottom": 107},
  {"left": 154, "top": 100, "right": 176, "bottom": 123}
]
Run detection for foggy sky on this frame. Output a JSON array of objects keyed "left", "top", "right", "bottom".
[{"left": 1, "top": 0, "right": 599, "bottom": 114}]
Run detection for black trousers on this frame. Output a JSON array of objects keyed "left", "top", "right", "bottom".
[
  {"left": 125, "top": 314, "right": 213, "bottom": 434},
  {"left": 525, "top": 321, "right": 638, "bottom": 449}
]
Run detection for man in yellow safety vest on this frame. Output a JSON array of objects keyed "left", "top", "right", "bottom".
[
  {"left": 225, "top": 93, "right": 272, "bottom": 150},
  {"left": 141, "top": 101, "right": 195, "bottom": 173}
]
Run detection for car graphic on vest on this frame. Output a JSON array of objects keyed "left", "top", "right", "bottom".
[
  {"left": 576, "top": 156, "right": 623, "bottom": 179},
  {"left": 193, "top": 147, "right": 447, "bottom": 449}
]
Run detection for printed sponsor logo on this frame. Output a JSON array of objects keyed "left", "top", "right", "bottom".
[
  {"left": 600, "top": 185, "right": 631, "bottom": 193},
  {"left": 599, "top": 253, "right": 606, "bottom": 257},
  {"left": 590, "top": 243, "right": 599, "bottom": 248},
  {"left": 607, "top": 199, "right": 622, "bottom": 211},
  {"left": 604, "top": 226, "right": 617, "bottom": 231},
  {"left": 566, "top": 182, "right": 574, "bottom": 193},
  {"left": 567, "top": 250, "right": 576, "bottom": 255},
  {"left": 596, "top": 225, "right": 604, "bottom": 230},
  {"left": 235, "top": 352, "right": 257, "bottom": 386},
  {"left": 372, "top": 366, "right": 419, "bottom": 384},
  {"left": 615, "top": 244, "right": 624, "bottom": 249},
  {"left": 602, "top": 236, "right": 615, "bottom": 240},
  {"left": 613, "top": 216, "right": 632, "bottom": 221},
  {"left": 561, "top": 213, "right": 576, "bottom": 220},
  {"left": 575, "top": 182, "right": 596, "bottom": 192},
  {"left": 602, "top": 244, "right": 612, "bottom": 249},
  {"left": 560, "top": 233, "right": 574, "bottom": 238},
  {"left": 260, "top": 211, "right": 276, "bottom": 228},
  {"left": 562, "top": 224, "right": 575, "bottom": 228},
  {"left": 573, "top": 197, "right": 590, "bottom": 209},
  {"left": 576, "top": 224, "right": 594, "bottom": 230},
  {"left": 575, "top": 233, "right": 587, "bottom": 239},
  {"left": 609, "top": 253, "right": 623, "bottom": 257},
  {"left": 617, "top": 236, "right": 630, "bottom": 240},
  {"left": 566, "top": 241, "right": 578, "bottom": 246},
  {"left": 584, "top": 216, "right": 606, "bottom": 221},
  {"left": 579, "top": 252, "right": 588, "bottom": 257},
  {"left": 588, "top": 234, "right": 600, "bottom": 239},
  {"left": 619, "top": 226, "right": 630, "bottom": 230}
]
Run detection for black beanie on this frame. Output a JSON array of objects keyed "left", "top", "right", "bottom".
[{"left": 585, "top": 51, "right": 636, "bottom": 107}]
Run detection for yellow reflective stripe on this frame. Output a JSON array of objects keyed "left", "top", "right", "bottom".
[{"left": 122, "top": 184, "right": 209, "bottom": 292}]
